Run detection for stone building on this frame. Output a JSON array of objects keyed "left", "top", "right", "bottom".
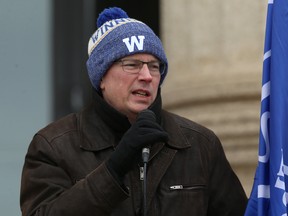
[{"left": 160, "top": 0, "right": 267, "bottom": 195}]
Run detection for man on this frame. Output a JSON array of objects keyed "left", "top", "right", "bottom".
[{"left": 20, "top": 7, "right": 247, "bottom": 216}]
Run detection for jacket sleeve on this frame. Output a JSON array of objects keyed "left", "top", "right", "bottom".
[
  {"left": 20, "top": 134, "right": 129, "bottom": 216},
  {"left": 207, "top": 135, "right": 248, "bottom": 216}
]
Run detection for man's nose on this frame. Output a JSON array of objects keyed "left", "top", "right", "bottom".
[{"left": 138, "top": 64, "right": 153, "bottom": 81}]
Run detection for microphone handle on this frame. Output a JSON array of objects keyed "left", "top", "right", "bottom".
[
  {"left": 142, "top": 148, "right": 150, "bottom": 163},
  {"left": 141, "top": 147, "right": 150, "bottom": 216}
]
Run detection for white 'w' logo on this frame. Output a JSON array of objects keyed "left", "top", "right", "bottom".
[{"left": 122, "top": 35, "right": 145, "bottom": 52}]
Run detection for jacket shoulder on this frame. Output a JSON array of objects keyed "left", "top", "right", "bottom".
[
  {"left": 162, "top": 110, "right": 217, "bottom": 143},
  {"left": 36, "top": 113, "right": 79, "bottom": 143}
]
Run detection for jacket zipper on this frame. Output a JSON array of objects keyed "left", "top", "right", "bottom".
[
  {"left": 139, "top": 166, "right": 144, "bottom": 181},
  {"left": 169, "top": 184, "right": 206, "bottom": 190}
]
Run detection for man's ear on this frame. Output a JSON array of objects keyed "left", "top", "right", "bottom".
[{"left": 100, "top": 78, "right": 105, "bottom": 90}]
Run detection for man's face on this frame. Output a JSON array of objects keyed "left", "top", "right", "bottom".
[{"left": 100, "top": 53, "right": 161, "bottom": 122}]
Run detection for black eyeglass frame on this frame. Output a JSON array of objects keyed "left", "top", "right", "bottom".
[{"left": 114, "top": 59, "right": 166, "bottom": 76}]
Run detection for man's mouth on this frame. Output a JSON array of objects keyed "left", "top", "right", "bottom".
[{"left": 132, "top": 90, "right": 150, "bottom": 97}]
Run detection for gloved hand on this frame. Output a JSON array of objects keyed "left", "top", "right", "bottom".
[{"left": 106, "top": 109, "right": 169, "bottom": 181}]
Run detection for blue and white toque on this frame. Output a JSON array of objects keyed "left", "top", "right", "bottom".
[{"left": 86, "top": 7, "right": 168, "bottom": 92}]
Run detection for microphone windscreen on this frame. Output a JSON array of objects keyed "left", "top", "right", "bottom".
[{"left": 137, "top": 109, "right": 156, "bottom": 121}]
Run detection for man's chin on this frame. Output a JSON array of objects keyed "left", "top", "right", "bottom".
[
  {"left": 130, "top": 105, "right": 150, "bottom": 114},
  {"left": 126, "top": 105, "right": 150, "bottom": 121}
]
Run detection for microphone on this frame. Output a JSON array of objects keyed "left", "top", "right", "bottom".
[
  {"left": 137, "top": 109, "right": 155, "bottom": 216},
  {"left": 138, "top": 109, "right": 155, "bottom": 164},
  {"left": 142, "top": 147, "right": 150, "bottom": 163},
  {"left": 142, "top": 147, "right": 149, "bottom": 216}
]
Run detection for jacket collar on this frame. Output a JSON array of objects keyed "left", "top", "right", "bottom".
[
  {"left": 79, "top": 89, "right": 161, "bottom": 150},
  {"left": 161, "top": 110, "right": 191, "bottom": 149},
  {"left": 79, "top": 111, "right": 191, "bottom": 152}
]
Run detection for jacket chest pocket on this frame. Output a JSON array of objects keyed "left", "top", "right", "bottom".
[
  {"left": 153, "top": 183, "right": 208, "bottom": 216},
  {"left": 169, "top": 184, "right": 206, "bottom": 191}
]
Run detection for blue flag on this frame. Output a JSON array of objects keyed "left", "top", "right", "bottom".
[{"left": 245, "top": 0, "right": 288, "bottom": 215}]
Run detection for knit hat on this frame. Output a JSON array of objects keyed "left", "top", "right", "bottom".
[{"left": 86, "top": 7, "right": 168, "bottom": 92}]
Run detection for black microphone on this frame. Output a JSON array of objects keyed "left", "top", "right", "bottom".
[
  {"left": 138, "top": 109, "right": 155, "bottom": 216},
  {"left": 142, "top": 147, "right": 149, "bottom": 216},
  {"left": 138, "top": 109, "right": 156, "bottom": 163}
]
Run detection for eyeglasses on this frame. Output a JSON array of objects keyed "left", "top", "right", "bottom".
[{"left": 115, "top": 59, "right": 165, "bottom": 76}]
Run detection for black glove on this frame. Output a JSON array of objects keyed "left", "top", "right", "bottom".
[{"left": 106, "top": 109, "right": 169, "bottom": 181}]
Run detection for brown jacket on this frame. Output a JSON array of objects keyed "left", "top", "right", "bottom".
[{"left": 20, "top": 99, "right": 247, "bottom": 216}]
